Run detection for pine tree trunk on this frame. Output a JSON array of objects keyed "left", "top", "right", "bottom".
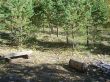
[
  {"left": 57, "top": 26, "right": 59, "bottom": 37},
  {"left": 50, "top": 26, "right": 54, "bottom": 34},
  {"left": 49, "top": 23, "right": 54, "bottom": 35},
  {"left": 93, "top": 26, "right": 97, "bottom": 47},
  {"left": 72, "top": 25, "right": 75, "bottom": 49},
  {"left": 86, "top": 26, "right": 89, "bottom": 46},
  {"left": 66, "top": 30, "right": 69, "bottom": 44},
  {"left": 19, "top": 27, "right": 23, "bottom": 47},
  {"left": 49, "top": 23, "right": 51, "bottom": 35},
  {"left": 43, "top": 26, "right": 45, "bottom": 33}
]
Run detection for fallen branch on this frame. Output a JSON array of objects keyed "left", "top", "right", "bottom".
[
  {"left": 90, "top": 61, "right": 110, "bottom": 76},
  {"left": 69, "top": 59, "right": 110, "bottom": 75},
  {"left": 0, "top": 50, "right": 33, "bottom": 62}
]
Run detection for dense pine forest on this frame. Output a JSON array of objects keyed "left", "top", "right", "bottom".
[
  {"left": 0, "top": 0, "right": 110, "bottom": 82},
  {"left": 0, "top": 0, "right": 110, "bottom": 47}
]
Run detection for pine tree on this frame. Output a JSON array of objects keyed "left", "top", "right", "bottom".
[
  {"left": 91, "top": 0, "right": 109, "bottom": 46},
  {"left": 1, "top": 0, "right": 34, "bottom": 45}
]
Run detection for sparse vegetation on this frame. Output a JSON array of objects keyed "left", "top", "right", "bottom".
[{"left": 0, "top": 0, "right": 110, "bottom": 82}]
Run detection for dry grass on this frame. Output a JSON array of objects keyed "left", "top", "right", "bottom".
[
  {"left": 0, "top": 44, "right": 110, "bottom": 82},
  {"left": 0, "top": 46, "right": 110, "bottom": 65},
  {"left": 0, "top": 27, "right": 110, "bottom": 82}
]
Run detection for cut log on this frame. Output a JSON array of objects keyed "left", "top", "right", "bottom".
[
  {"left": 69, "top": 59, "right": 88, "bottom": 72},
  {"left": 0, "top": 50, "right": 33, "bottom": 63},
  {"left": 69, "top": 59, "right": 110, "bottom": 75}
]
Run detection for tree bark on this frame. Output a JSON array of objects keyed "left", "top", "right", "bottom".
[
  {"left": 72, "top": 25, "right": 75, "bottom": 49},
  {"left": 0, "top": 50, "right": 33, "bottom": 63},
  {"left": 57, "top": 26, "right": 59, "bottom": 37},
  {"left": 49, "top": 23, "right": 54, "bottom": 35},
  {"left": 93, "top": 25, "right": 97, "bottom": 47},
  {"left": 43, "top": 26, "right": 45, "bottom": 33},
  {"left": 86, "top": 26, "right": 89, "bottom": 46},
  {"left": 66, "top": 30, "right": 69, "bottom": 44},
  {"left": 50, "top": 26, "right": 54, "bottom": 34},
  {"left": 69, "top": 59, "right": 88, "bottom": 72}
]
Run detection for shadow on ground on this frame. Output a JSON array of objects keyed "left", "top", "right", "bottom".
[
  {"left": 1, "top": 31, "right": 110, "bottom": 55},
  {"left": 0, "top": 63, "right": 109, "bottom": 82},
  {"left": 36, "top": 40, "right": 110, "bottom": 55},
  {"left": 92, "top": 43, "right": 110, "bottom": 55},
  {"left": 24, "top": 38, "right": 110, "bottom": 55},
  {"left": 40, "top": 30, "right": 66, "bottom": 36},
  {"left": 36, "top": 40, "right": 73, "bottom": 48},
  {"left": 84, "top": 43, "right": 110, "bottom": 55}
]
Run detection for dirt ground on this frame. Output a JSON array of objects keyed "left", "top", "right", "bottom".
[{"left": 0, "top": 46, "right": 110, "bottom": 82}]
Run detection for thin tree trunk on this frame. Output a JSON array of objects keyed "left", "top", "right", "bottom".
[
  {"left": 93, "top": 25, "right": 97, "bottom": 47},
  {"left": 49, "top": 23, "right": 54, "bottom": 35},
  {"left": 72, "top": 28, "right": 74, "bottom": 39},
  {"left": 57, "top": 26, "right": 59, "bottom": 37},
  {"left": 43, "top": 26, "right": 45, "bottom": 33},
  {"left": 72, "top": 25, "right": 75, "bottom": 50},
  {"left": 50, "top": 26, "right": 54, "bottom": 34},
  {"left": 19, "top": 27, "right": 23, "bottom": 47},
  {"left": 86, "top": 26, "right": 89, "bottom": 47},
  {"left": 66, "top": 30, "right": 69, "bottom": 44},
  {"left": 49, "top": 23, "right": 51, "bottom": 35},
  {"left": 93, "top": 36, "right": 96, "bottom": 47}
]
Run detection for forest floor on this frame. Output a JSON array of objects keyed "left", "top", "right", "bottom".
[
  {"left": 0, "top": 46, "right": 110, "bottom": 82},
  {"left": 0, "top": 28, "right": 110, "bottom": 82}
]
